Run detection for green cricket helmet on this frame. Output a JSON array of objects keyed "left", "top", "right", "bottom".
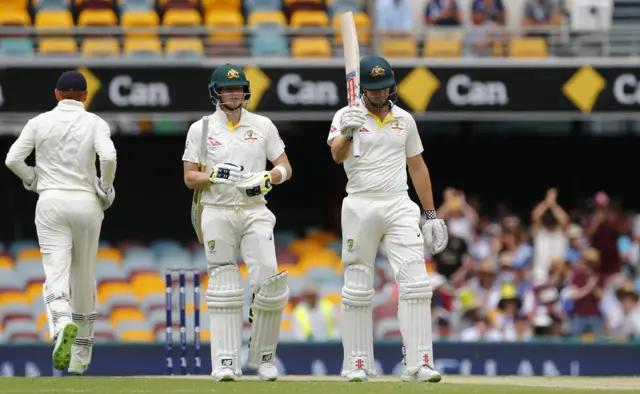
[
  {"left": 359, "top": 55, "right": 397, "bottom": 108},
  {"left": 207, "top": 63, "right": 251, "bottom": 107}
]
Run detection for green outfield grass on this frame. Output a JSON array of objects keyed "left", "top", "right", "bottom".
[{"left": 0, "top": 376, "right": 638, "bottom": 393}]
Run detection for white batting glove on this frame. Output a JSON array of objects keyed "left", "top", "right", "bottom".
[
  {"left": 236, "top": 171, "right": 273, "bottom": 197},
  {"left": 340, "top": 106, "right": 367, "bottom": 140},
  {"left": 23, "top": 175, "right": 38, "bottom": 193},
  {"left": 421, "top": 210, "right": 448, "bottom": 255},
  {"left": 94, "top": 177, "right": 115, "bottom": 210},
  {"left": 209, "top": 163, "right": 243, "bottom": 185}
]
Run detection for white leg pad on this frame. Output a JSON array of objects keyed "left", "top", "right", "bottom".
[
  {"left": 43, "top": 283, "right": 72, "bottom": 340},
  {"left": 71, "top": 280, "right": 97, "bottom": 366},
  {"left": 340, "top": 264, "right": 376, "bottom": 377},
  {"left": 396, "top": 259, "right": 434, "bottom": 374},
  {"left": 206, "top": 264, "right": 245, "bottom": 376},
  {"left": 248, "top": 270, "right": 289, "bottom": 370}
]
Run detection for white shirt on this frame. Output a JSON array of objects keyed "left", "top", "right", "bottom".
[
  {"left": 182, "top": 108, "right": 285, "bottom": 207},
  {"left": 532, "top": 227, "right": 568, "bottom": 285},
  {"left": 327, "top": 105, "right": 423, "bottom": 195},
  {"left": 5, "top": 100, "right": 117, "bottom": 193}
]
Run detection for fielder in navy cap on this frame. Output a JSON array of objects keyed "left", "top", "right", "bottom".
[{"left": 55, "top": 70, "right": 88, "bottom": 103}]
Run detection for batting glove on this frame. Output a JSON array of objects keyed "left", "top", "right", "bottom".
[
  {"left": 340, "top": 106, "right": 367, "bottom": 140},
  {"left": 236, "top": 171, "right": 273, "bottom": 197},
  {"left": 94, "top": 177, "right": 115, "bottom": 210},
  {"left": 210, "top": 163, "right": 242, "bottom": 185},
  {"left": 421, "top": 210, "right": 448, "bottom": 255}
]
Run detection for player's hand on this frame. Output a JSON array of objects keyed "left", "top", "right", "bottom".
[
  {"left": 23, "top": 175, "right": 38, "bottom": 193},
  {"left": 421, "top": 212, "right": 448, "bottom": 255},
  {"left": 236, "top": 171, "right": 272, "bottom": 197},
  {"left": 94, "top": 177, "right": 115, "bottom": 210},
  {"left": 210, "top": 163, "right": 243, "bottom": 185},
  {"left": 340, "top": 106, "right": 367, "bottom": 139}
]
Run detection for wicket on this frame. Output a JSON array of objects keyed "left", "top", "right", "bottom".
[{"left": 165, "top": 268, "right": 201, "bottom": 375}]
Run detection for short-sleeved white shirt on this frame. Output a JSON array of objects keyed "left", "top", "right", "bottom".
[
  {"left": 182, "top": 108, "right": 285, "bottom": 207},
  {"left": 327, "top": 105, "right": 423, "bottom": 195}
]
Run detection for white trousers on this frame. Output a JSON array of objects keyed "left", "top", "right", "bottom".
[
  {"left": 36, "top": 190, "right": 102, "bottom": 366},
  {"left": 201, "top": 204, "right": 278, "bottom": 290}
]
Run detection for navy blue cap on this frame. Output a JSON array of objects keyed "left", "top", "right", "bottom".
[{"left": 56, "top": 71, "right": 87, "bottom": 91}]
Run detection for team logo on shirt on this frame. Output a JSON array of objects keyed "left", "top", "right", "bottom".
[
  {"left": 207, "top": 240, "right": 216, "bottom": 253},
  {"left": 244, "top": 130, "right": 257, "bottom": 142},
  {"left": 370, "top": 66, "right": 385, "bottom": 77},
  {"left": 347, "top": 239, "right": 354, "bottom": 252},
  {"left": 227, "top": 69, "right": 240, "bottom": 79},
  {"left": 391, "top": 119, "right": 404, "bottom": 130}
]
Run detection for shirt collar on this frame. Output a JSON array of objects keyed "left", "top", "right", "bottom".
[
  {"left": 57, "top": 100, "right": 85, "bottom": 110},
  {"left": 214, "top": 106, "right": 251, "bottom": 128}
]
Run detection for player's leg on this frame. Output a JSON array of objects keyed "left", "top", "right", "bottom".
[
  {"left": 340, "top": 196, "right": 384, "bottom": 382},
  {"left": 202, "top": 206, "right": 244, "bottom": 381},
  {"left": 382, "top": 196, "right": 441, "bottom": 383},
  {"left": 36, "top": 197, "right": 78, "bottom": 371},
  {"left": 67, "top": 198, "right": 103, "bottom": 375},
  {"left": 240, "top": 206, "right": 288, "bottom": 381}
]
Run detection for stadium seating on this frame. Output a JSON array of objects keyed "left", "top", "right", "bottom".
[
  {"left": 165, "top": 37, "right": 204, "bottom": 57},
  {"left": 203, "top": 0, "right": 242, "bottom": 11},
  {"left": 123, "top": 37, "right": 162, "bottom": 57},
  {"left": 0, "top": 9, "right": 31, "bottom": 26},
  {"left": 424, "top": 39, "right": 463, "bottom": 58},
  {"left": 82, "top": 37, "right": 120, "bottom": 56},
  {"left": 381, "top": 37, "right": 418, "bottom": 58},
  {"left": 204, "top": 10, "right": 244, "bottom": 41},
  {"left": 35, "top": 10, "right": 74, "bottom": 29},
  {"left": 39, "top": 38, "right": 79, "bottom": 54},
  {"left": 509, "top": 37, "right": 548, "bottom": 58}
]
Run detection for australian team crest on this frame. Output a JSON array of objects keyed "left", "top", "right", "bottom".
[
  {"left": 370, "top": 65, "right": 385, "bottom": 77},
  {"left": 244, "top": 130, "right": 257, "bottom": 142},
  {"left": 207, "top": 240, "right": 216, "bottom": 252},
  {"left": 227, "top": 69, "right": 240, "bottom": 79},
  {"left": 347, "top": 239, "right": 354, "bottom": 252}
]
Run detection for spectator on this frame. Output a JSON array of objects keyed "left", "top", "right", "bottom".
[
  {"left": 566, "top": 248, "right": 604, "bottom": 336},
  {"left": 375, "top": 0, "right": 413, "bottom": 35},
  {"left": 531, "top": 188, "right": 570, "bottom": 285},
  {"left": 432, "top": 232, "right": 470, "bottom": 286},
  {"left": 472, "top": 0, "right": 505, "bottom": 25},
  {"left": 585, "top": 191, "right": 621, "bottom": 279},
  {"left": 566, "top": 223, "right": 587, "bottom": 266},
  {"left": 425, "top": 0, "right": 461, "bottom": 26},
  {"left": 522, "top": 0, "right": 562, "bottom": 27},
  {"left": 514, "top": 313, "right": 534, "bottom": 341},
  {"left": 605, "top": 280, "right": 640, "bottom": 339},
  {"left": 467, "top": 259, "right": 499, "bottom": 314},
  {"left": 469, "top": 0, "right": 506, "bottom": 55},
  {"left": 489, "top": 282, "right": 523, "bottom": 341},
  {"left": 292, "top": 284, "right": 339, "bottom": 341},
  {"left": 437, "top": 188, "right": 478, "bottom": 245}
]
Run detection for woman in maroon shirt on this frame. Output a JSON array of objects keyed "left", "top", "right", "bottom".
[{"left": 568, "top": 248, "right": 604, "bottom": 335}]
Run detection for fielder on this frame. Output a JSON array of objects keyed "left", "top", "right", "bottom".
[
  {"left": 182, "top": 64, "right": 292, "bottom": 382},
  {"left": 328, "top": 56, "right": 448, "bottom": 383},
  {"left": 4, "top": 71, "right": 117, "bottom": 374}
]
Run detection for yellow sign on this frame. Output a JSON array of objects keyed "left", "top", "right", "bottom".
[
  {"left": 562, "top": 66, "right": 606, "bottom": 113},
  {"left": 398, "top": 67, "right": 440, "bottom": 113},
  {"left": 76, "top": 67, "right": 100, "bottom": 109}
]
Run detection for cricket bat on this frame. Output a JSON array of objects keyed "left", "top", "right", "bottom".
[
  {"left": 340, "top": 11, "right": 361, "bottom": 158},
  {"left": 190, "top": 116, "right": 209, "bottom": 244}
]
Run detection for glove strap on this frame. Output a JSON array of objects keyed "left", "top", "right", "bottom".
[{"left": 424, "top": 210, "right": 437, "bottom": 220}]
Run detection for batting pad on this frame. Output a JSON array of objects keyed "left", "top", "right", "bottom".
[
  {"left": 340, "top": 264, "right": 376, "bottom": 377},
  {"left": 396, "top": 260, "right": 434, "bottom": 374},
  {"left": 43, "top": 283, "right": 72, "bottom": 340},
  {"left": 71, "top": 280, "right": 98, "bottom": 366},
  {"left": 206, "top": 265, "right": 245, "bottom": 376},
  {"left": 247, "top": 270, "right": 289, "bottom": 370}
]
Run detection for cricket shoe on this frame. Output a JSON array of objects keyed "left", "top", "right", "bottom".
[
  {"left": 400, "top": 365, "right": 442, "bottom": 383},
  {"left": 257, "top": 363, "right": 278, "bottom": 381},
  {"left": 68, "top": 364, "right": 89, "bottom": 376},
  {"left": 212, "top": 368, "right": 237, "bottom": 382},
  {"left": 52, "top": 322, "right": 78, "bottom": 371},
  {"left": 344, "top": 369, "right": 368, "bottom": 382}
]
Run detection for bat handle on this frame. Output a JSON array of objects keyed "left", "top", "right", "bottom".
[{"left": 352, "top": 131, "right": 361, "bottom": 157}]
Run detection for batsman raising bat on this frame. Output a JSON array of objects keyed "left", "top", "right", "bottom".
[
  {"left": 327, "top": 55, "right": 447, "bottom": 383},
  {"left": 182, "top": 64, "right": 292, "bottom": 382}
]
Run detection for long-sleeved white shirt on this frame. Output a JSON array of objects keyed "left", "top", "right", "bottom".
[{"left": 5, "top": 100, "right": 117, "bottom": 193}]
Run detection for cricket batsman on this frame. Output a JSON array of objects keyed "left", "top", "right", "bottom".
[
  {"left": 182, "top": 64, "right": 292, "bottom": 382},
  {"left": 327, "top": 56, "right": 447, "bottom": 382},
  {"left": 4, "top": 71, "right": 117, "bottom": 374}
]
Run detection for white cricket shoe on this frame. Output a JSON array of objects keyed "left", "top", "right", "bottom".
[
  {"left": 52, "top": 322, "right": 78, "bottom": 371},
  {"left": 401, "top": 365, "right": 442, "bottom": 383},
  {"left": 212, "top": 368, "right": 237, "bottom": 382},
  {"left": 257, "top": 363, "right": 279, "bottom": 381},
  {"left": 68, "top": 364, "right": 88, "bottom": 376},
  {"left": 344, "top": 369, "right": 368, "bottom": 382}
]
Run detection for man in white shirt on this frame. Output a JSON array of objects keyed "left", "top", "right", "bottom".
[
  {"left": 5, "top": 71, "right": 116, "bottom": 374},
  {"left": 182, "top": 64, "right": 292, "bottom": 382},
  {"left": 328, "top": 55, "right": 447, "bottom": 383}
]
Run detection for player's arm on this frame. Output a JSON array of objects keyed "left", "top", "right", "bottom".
[
  {"left": 327, "top": 108, "right": 365, "bottom": 164},
  {"left": 269, "top": 152, "right": 292, "bottom": 184},
  {"left": 329, "top": 134, "right": 352, "bottom": 164},
  {"left": 5, "top": 119, "right": 37, "bottom": 184},
  {"left": 183, "top": 161, "right": 212, "bottom": 189},
  {"left": 94, "top": 118, "right": 117, "bottom": 188},
  {"left": 407, "top": 154, "right": 436, "bottom": 211}
]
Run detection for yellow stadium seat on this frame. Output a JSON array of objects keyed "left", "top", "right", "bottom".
[
  {"left": 247, "top": 10, "right": 286, "bottom": 27},
  {"left": 508, "top": 38, "right": 548, "bottom": 58},
  {"left": 130, "top": 273, "right": 165, "bottom": 300},
  {"left": 110, "top": 307, "right": 145, "bottom": 327},
  {"left": 333, "top": 11, "right": 371, "bottom": 45},
  {"left": 123, "top": 37, "right": 162, "bottom": 55},
  {"left": 120, "top": 330, "right": 154, "bottom": 343},
  {"left": 306, "top": 230, "right": 337, "bottom": 245},
  {"left": 290, "top": 10, "right": 329, "bottom": 28},
  {"left": 35, "top": 10, "right": 74, "bottom": 29},
  {"left": 0, "top": 9, "right": 31, "bottom": 26},
  {"left": 36, "top": 312, "right": 48, "bottom": 331},
  {"left": 0, "top": 0, "right": 28, "bottom": 10},
  {"left": 82, "top": 38, "right": 120, "bottom": 56},
  {"left": 204, "top": 10, "right": 243, "bottom": 41},
  {"left": 381, "top": 37, "right": 417, "bottom": 58},
  {"left": 299, "top": 251, "right": 340, "bottom": 268},
  {"left": 25, "top": 281, "right": 44, "bottom": 303},
  {"left": 121, "top": 10, "right": 159, "bottom": 38},
  {"left": 97, "top": 247, "right": 123, "bottom": 263},
  {"left": 279, "top": 264, "right": 305, "bottom": 277},
  {"left": 78, "top": 9, "right": 118, "bottom": 27},
  {"left": 17, "top": 248, "right": 41, "bottom": 261},
  {"left": 98, "top": 282, "right": 135, "bottom": 304},
  {"left": 39, "top": 38, "right": 78, "bottom": 54},
  {"left": 0, "top": 256, "right": 13, "bottom": 269},
  {"left": 0, "top": 291, "right": 30, "bottom": 306},
  {"left": 157, "top": 0, "right": 197, "bottom": 7},
  {"left": 424, "top": 39, "right": 462, "bottom": 58},
  {"left": 202, "top": 0, "right": 241, "bottom": 11},
  {"left": 162, "top": 9, "right": 202, "bottom": 27},
  {"left": 288, "top": 239, "right": 325, "bottom": 256}
]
